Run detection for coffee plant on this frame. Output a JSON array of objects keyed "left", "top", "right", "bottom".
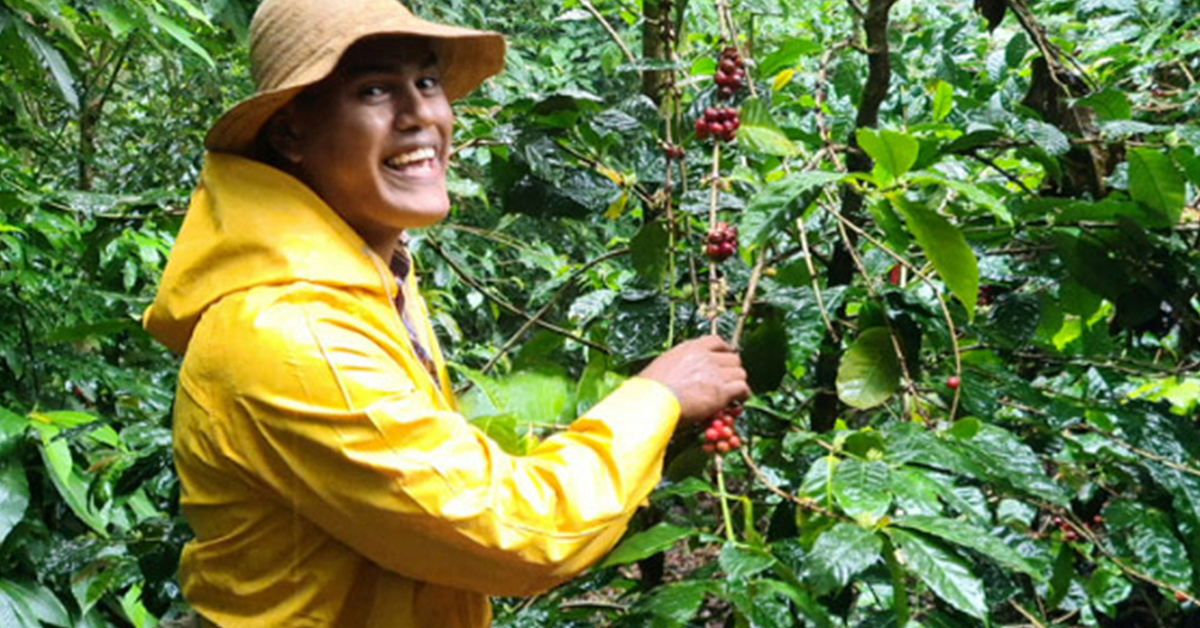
[{"left": 1, "top": 0, "right": 1198, "bottom": 626}]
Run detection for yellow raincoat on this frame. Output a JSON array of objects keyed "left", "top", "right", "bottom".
[{"left": 144, "top": 153, "right": 681, "bottom": 627}]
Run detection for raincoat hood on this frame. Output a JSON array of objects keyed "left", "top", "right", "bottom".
[{"left": 145, "top": 152, "right": 386, "bottom": 354}]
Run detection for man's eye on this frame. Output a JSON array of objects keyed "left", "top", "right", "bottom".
[
  {"left": 360, "top": 85, "right": 388, "bottom": 99},
  {"left": 416, "top": 77, "right": 441, "bottom": 91}
]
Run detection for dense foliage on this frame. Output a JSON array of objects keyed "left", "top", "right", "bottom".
[{"left": 2, "top": 0, "right": 1198, "bottom": 626}]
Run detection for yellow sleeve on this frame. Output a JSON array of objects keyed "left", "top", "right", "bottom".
[{"left": 204, "top": 288, "right": 680, "bottom": 597}]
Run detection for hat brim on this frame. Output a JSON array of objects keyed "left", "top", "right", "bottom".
[{"left": 205, "top": 21, "right": 505, "bottom": 155}]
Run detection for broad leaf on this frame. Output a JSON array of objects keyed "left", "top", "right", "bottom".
[
  {"left": 894, "top": 197, "right": 980, "bottom": 320},
  {"left": 932, "top": 80, "right": 954, "bottom": 122},
  {"left": 1076, "top": 88, "right": 1131, "bottom": 121},
  {"left": 856, "top": 128, "right": 919, "bottom": 185},
  {"left": 741, "top": 170, "right": 844, "bottom": 250},
  {"left": 890, "top": 529, "right": 988, "bottom": 619},
  {"left": 806, "top": 522, "right": 883, "bottom": 593},
  {"left": 631, "top": 219, "right": 669, "bottom": 287},
  {"left": 945, "top": 421, "right": 1068, "bottom": 506},
  {"left": 632, "top": 581, "right": 713, "bottom": 628},
  {"left": 601, "top": 523, "right": 696, "bottom": 568},
  {"left": 719, "top": 543, "right": 775, "bottom": 580},
  {"left": 894, "top": 515, "right": 1042, "bottom": 580},
  {"left": 832, "top": 458, "right": 892, "bottom": 519},
  {"left": 12, "top": 20, "right": 78, "bottom": 110},
  {"left": 1023, "top": 119, "right": 1070, "bottom": 156},
  {"left": 837, "top": 327, "right": 902, "bottom": 409},
  {"left": 739, "top": 98, "right": 798, "bottom": 157},
  {"left": 1128, "top": 148, "right": 1185, "bottom": 224},
  {"left": 1104, "top": 500, "right": 1193, "bottom": 589}
]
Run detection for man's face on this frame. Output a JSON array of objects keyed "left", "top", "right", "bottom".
[{"left": 282, "top": 36, "right": 454, "bottom": 247}]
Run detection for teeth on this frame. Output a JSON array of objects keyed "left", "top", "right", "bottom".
[{"left": 386, "top": 147, "right": 436, "bottom": 167}]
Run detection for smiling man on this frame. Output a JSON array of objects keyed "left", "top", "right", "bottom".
[{"left": 144, "top": 1, "right": 749, "bottom": 627}]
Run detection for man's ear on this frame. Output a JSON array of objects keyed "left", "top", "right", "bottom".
[{"left": 264, "top": 104, "right": 305, "bottom": 165}]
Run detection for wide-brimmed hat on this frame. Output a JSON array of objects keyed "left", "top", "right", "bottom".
[{"left": 205, "top": 0, "right": 506, "bottom": 155}]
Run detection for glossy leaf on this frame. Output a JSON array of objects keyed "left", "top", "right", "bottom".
[
  {"left": 739, "top": 98, "right": 798, "bottom": 157},
  {"left": 837, "top": 327, "right": 902, "bottom": 409},
  {"left": 1128, "top": 148, "right": 1186, "bottom": 224},
  {"left": 893, "top": 515, "right": 1042, "bottom": 580},
  {"left": 718, "top": 543, "right": 775, "bottom": 580},
  {"left": 1104, "top": 500, "right": 1193, "bottom": 589},
  {"left": 601, "top": 523, "right": 696, "bottom": 568},
  {"left": 894, "top": 197, "right": 979, "bottom": 320},
  {"left": 741, "top": 170, "right": 844, "bottom": 250},
  {"left": 856, "top": 128, "right": 919, "bottom": 185},
  {"left": 890, "top": 529, "right": 987, "bottom": 619},
  {"left": 806, "top": 522, "right": 882, "bottom": 593},
  {"left": 832, "top": 458, "right": 892, "bottom": 519}
]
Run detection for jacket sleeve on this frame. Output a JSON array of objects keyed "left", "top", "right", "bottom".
[{"left": 206, "top": 290, "right": 681, "bottom": 597}]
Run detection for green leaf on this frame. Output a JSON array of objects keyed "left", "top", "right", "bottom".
[
  {"left": 758, "top": 37, "right": 822, "bottom": 77},
  {"left": 740, "top": 310, "right": 788, "bottom": 393},
  {"left": 631, "top": 219, "right": 669, "bottom": 287},
  {"left": 1128, "top": 148, "right": 1186, "bottom": 224},
  {"left": 141, "top": 5, "right": 215, "bottom": 68},
  {"left": 632, "top": 581, "right": 713, "bottom": 628},
  {"left": 761, "top": 579, "right": 838, "bottom": 628},
  {"left": 1076, "top": 88, "right": 1131, "bottom": 121},
  {"left": 1105, "top": 500, "right": 1193, "bottom": 588},
  {"left": 832, "top": 458, "right": 892, "bottom": 519},
  {"left": 1172, "top": 147, "right": 1200, "bottom": 187},
  {"left": 1046, "top": 543, "right": 1076, "bottom": 609},
  {"left": 738, "top": 98, "right": 798, "bottom": 157},
  {"left": 931, "top": 80, "right": 954, "bottom": 122},
  {"left": 1086, "top": 562, "right": 1133, "bottom": 615},
  {"left": 718, "top": 543, "right": 775, "bottom": 580},
  {"left": 905, "top": 170, "right": 1012, "bottom": 224},
  {"left": 741, "top": 170, "right": 844, "bottom": 250},
  {"left": 856, "top": 128, "right": 920, "bottom": 185},
  {"left": 12, "top": 20, "right": 77, "bottom": 110},
  {"left": 600, "top": 523, "right": 696, "bottom": 568},
  {"left": 0, "top": 454, "right": 29, "bottom": 547},
  {"left": 894, "top": 515, "right": 1043, "bottom": 580},
  {"left": 806, "top": 522, "right": 883, "bottom": 593},
  {"left": 0, "top": 584, "right": 38, "bottom": 628},
  {"left": 1024, "top": 119, "right": 1070, "bottom": 156},
  {"left": 945, "top": 422, "right": 1068, "bottom": 506},
  {"left": 0, "top": 580, "right": 69, "bottom": 628},
  {"left": 836, "top": 327, "right": 902, "bottom": 409},
  {"left": 890, "top": 529, "right": 988, "bottom": 619},
  {"left": 894, "top": 197, "right": 979, "bottom": 320}
]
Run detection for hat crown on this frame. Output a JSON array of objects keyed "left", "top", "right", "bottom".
[{"left": 249, "top": 0, "right": 416, "bottom": 93}]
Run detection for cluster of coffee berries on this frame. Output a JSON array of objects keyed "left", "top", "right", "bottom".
[
  {"left": 702, "top": 405, "right": 742, "bottom": 455},
  {"left": 663, "top": 144, "right": 686, "bottom": 161},
  {"left": 705, "top": 222, "right": 738, "bottom": 262},
  {"left": 1052, "top": 516, "right": 1079, "bottom": 541},
  {"left": 714, "top": 46, "right": 746, "bottom": 99},
  {"left": 695, "top": 107, "right": 740, "bottom": 143}
]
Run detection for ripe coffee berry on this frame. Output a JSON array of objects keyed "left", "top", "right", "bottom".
[
  {"left": 1175, "top": 591, "right": 1189, "bottom": 603},
  {"left": 663, "top": 144, "right": 685, "bottom": 161},
  {"left": 705, "top": 222, "right": 738, "bottom": 262},
  {"left": 714, "top": 46, "right": 746, "bottom": 99},
  {"left": 702, "top": 404, "right": 743, "bottom": 455},
  {"left": 694, "top": 106, "right": 740, "bottom": 143},
  {"left": 946, "top": 375, "right": 961, "bottom": 390}
]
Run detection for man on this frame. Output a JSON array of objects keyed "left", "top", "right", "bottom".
[{"left": 144, "top": 0, "right": 750, "bottom": 626}]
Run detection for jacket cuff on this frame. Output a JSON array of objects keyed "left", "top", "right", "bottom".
[{"left": 575, "top": 376, "right": 681, "bottom": 446}]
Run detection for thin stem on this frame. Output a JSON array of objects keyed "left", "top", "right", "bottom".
[
  {"left": 715, "top": 454, "right": 735, "bottom": 542},
  {"left": 707, "top": 141, "right": 723, "bottom": 335},
  {"left": 578, "top": 0, "right": 641, "bottom": 75},
  {"left": 731, "top": 245, "right": 768, "bottom": 349}
]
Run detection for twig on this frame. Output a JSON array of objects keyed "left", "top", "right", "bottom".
[
  {"left": 481, "top": 248, "right": 630, "bottom": 374},
  {"left": 739, "top": 448, "right": 841, "bottom": 518},
  {"left": 968, "top": 152, "right": 1035, "bottom": 195},
  {"left": 731, "top": 246, "right": 768, "bottom": 349},
  {"left": 823, "top": 204, "right": 964, "bottom": 418},
  {"left": 1009, "top": 600, "right": 1049, "bottom": 628},
  {"left": 707, "top": 142, "right": 723, "bottom": 335},
  {"left": 424, "top": 237, "right": 610, "bottom": 353},
  {"left": 796, "top": 216, "right": 839, "bottom": 342},
  {"left": 578, "top": 0, "right": 641, "bottom": 75}
]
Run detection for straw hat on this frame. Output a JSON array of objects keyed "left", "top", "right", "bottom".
[{"left": 205, "top": 0, "right": 506, "bottom": 155}]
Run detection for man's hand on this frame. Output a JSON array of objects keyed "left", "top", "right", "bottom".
[{"left": 638, "top": 335, "right": 750, "bottom": 425}]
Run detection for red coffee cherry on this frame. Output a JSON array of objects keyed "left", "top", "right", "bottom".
[
  {"left": 704, "top": 222, "right": 739, "bottom": 262},
  {"left": 946, "top": 375, "right": 961, "bottom": 390},
  {"left": 701, "top": 404, "right": 744, "bottom": 456},
  {"left": 714, "top": 46, "right": 746, "bottom": 99}
]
